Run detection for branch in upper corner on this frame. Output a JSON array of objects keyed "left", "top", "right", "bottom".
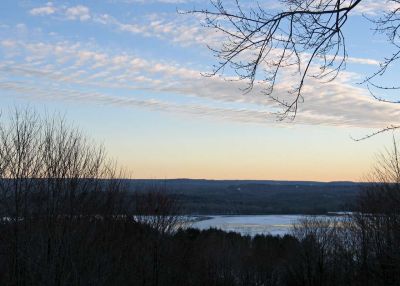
[{"left": 186, "top": 0, "right": 362, "bottom": 119}]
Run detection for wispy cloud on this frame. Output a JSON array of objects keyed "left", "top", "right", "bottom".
[
  {"left": 65, "top": 5, "right": 91, "bottom": 21},
  {"left": 92, "top": 12, "right": 222, "bottom": 47},
  {"left": 28, "top": 2, "right": 383, "bottom": 66},
  {"left": 354, "top": 0, "right": 400, "bottom": 15},
  {"left": 1, "top": 38, "right": 399, "bottom": 128},
  {"left": 253, "top": 0, "right": 399, "bottom": 16},
  {"left": 29, "top": 4, "right": 91, "bottom": 22},
  {"left": 28, "top": 3, "right": 222, "bottom": 47},
  {"left": 29, "top": 3, "right": 56, "bottom": 16},
  {"left": 0, "top": 80, "right": 275, "bottom": 124}
]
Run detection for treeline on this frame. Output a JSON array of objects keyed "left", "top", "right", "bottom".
[
  {"left": 1, "top": 109, "right": 400, "bottom": 286},
  {"left": 129, "top": 179, "right": 361, "bottom": 215},
  {"left": 2, "top": 192, "right": 400, "bottom": 286}
]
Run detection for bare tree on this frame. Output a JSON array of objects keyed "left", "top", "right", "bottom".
[
  {"left": 190, "top": 0, "right": 400, "bottom": 129},
  {"left": 134, "top": 184, "right": 184, "bottom": 235},
  {"left": 133, "top": 184, "right": 184, "bottom": 286},
  {"left": 351, "top": 136, "right": 400, "bottom": 285},
  {"left": 0, "top": 108, "right": 131, "bottom": 286}
]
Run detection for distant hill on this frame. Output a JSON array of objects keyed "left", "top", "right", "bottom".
[{"left": 126, "top": 179, "right": 367, "bottom": 215}]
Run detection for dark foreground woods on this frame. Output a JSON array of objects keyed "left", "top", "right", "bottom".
[
  {"left": 1, "top": 172, "right": 400, "bottom": 286},
  {"left": 1, "top": 189, "right": 400, "bottom": 286},
  {"left": 1, "top": 110, "right": 400, "bottom": 286}
]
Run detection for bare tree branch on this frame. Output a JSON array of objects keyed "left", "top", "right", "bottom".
[
  {"left": 187, "top": 0, "right": 361, "bottom": 119},
  {"left": 189, "top": 0, "right": 400, "bottom": 139}
]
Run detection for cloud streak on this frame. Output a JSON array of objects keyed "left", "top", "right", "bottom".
[
  {"left": 1, "top": 38, "right": 399, "bottom": 129},
  {"left": 29, "top": 4, "right": 91, "bottom": 22},
  {"left": 354, "top": 0, "right": 400, "bottom": 15},
  {"left": 28, "top": 2, "right": 383, "bottom": 67},
  {"left": 30, "top": 4, "right": 56, "bottom": 16}
]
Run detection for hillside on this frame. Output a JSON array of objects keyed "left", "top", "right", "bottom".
[{"left": 128, "top": 179, "right": 365, "bottom": 215}]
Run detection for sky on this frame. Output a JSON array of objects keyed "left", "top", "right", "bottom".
[{"left": 0, "top": 0, "right": 399, "bottom": 181}]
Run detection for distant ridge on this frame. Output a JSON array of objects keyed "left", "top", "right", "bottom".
[{"left": 126, "top": 179, "right": 366, "bottom": 215}]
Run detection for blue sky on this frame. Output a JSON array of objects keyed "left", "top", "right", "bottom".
[{"left": 0, "top": 0, "right": 399, "bottom": 181}]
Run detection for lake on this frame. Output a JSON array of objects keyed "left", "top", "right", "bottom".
[{"left": 189, "top": 215, "right": 337, "bottom": 236}]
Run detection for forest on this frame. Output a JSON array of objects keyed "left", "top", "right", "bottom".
[
  {"left": 1, "top": 182, "right": 400, "bottom": 286},
  {"left": 130, "top": 179, "right": 362, "bottom": 214}
]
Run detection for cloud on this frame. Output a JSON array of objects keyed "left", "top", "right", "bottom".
[
  {"left": 354, "top": 0, "right": 400, "bottom": 15},
  {"left": 92, "top": 12, "right": 219, "bottom": 46},
  {"left": 1, "top": 72, "right": 400, "bottom": 129},
  {"left": 65, "top": 5, "right": 91, "bottom": 21},
  {"left": 1, "top": 38, "right": 399, "bottom": 129},
  {"left": 0, "top": 80, "right": 275, "bottom": 124},
  {"left": 89, "top": 9, "right": 382, "bottom": 64},
  {"left": 254, "top": 0, "right": 400, "bottom": 16},
  {"left": 29, "top": 4, "right": 91, "bottom": 22},
  {"left": 29, "top": 3, "right": 222, "bottom": 47},
  {"left": 15, "top": 1, "right": 399, "bottom": 131},
  {"left": 24, "top": 1, "right": 389, "bottom": 67},
  {"left": 346, "top": 57, "right": 380, "bottom": 66},
  {"left": 29, "top": 3, "right": 56, "bottom": 16},
  {"left": 1, "top": 40, "right": 16, "bottom": 48}
]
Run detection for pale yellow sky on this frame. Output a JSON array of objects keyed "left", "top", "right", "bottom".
[{"left": 98, "top": 116, "right": 388, "bottom": 182}]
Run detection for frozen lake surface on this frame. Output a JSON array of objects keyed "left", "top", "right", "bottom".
[{"left": 190, "top": 215, "right": 312, "bottom": 236}]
